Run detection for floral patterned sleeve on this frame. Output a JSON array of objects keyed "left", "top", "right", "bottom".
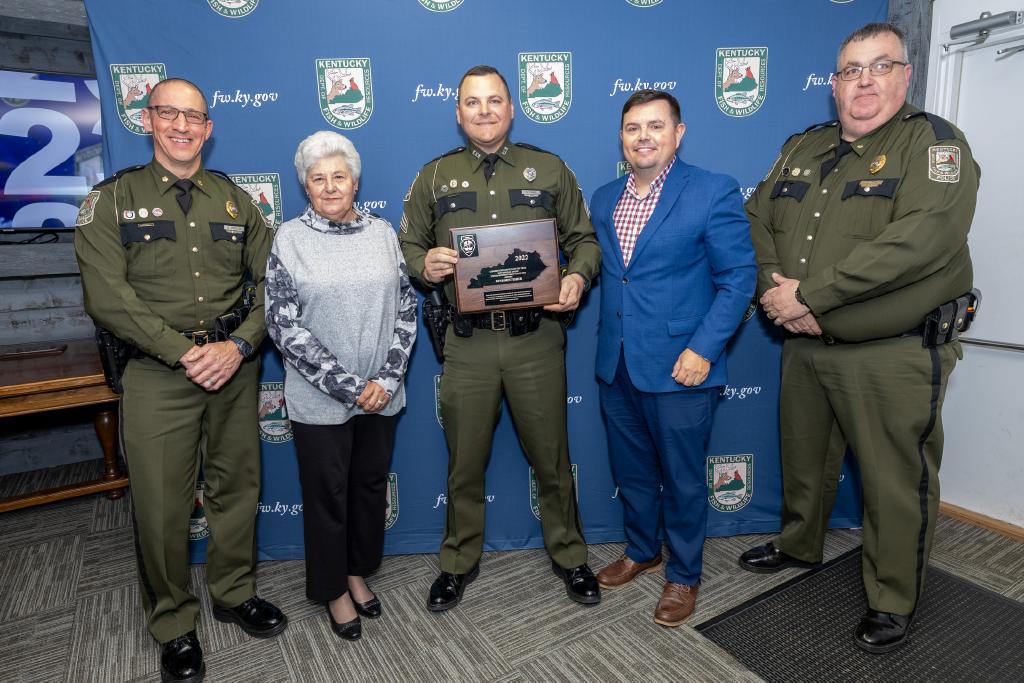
[
  {"left": 369, "top": 232, "right": 418, "bottom": 397},
  {"left": 265, "top": 247, "right": 366, "bottom": 406}
]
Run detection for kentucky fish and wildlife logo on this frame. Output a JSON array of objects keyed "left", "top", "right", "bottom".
[
  {"left": 258, "top": 382, "right": 292, "bottom": 443},
  {"left": 230, "top": 173, "right": 283, "bottom": 228},
  {"left": 419, "top": 0, "right": 465, "bottom": 10},
  {"left": 384, "top": 473, "right": 400, "bottom": 530},
  {"left": 110, "top": 63, "right": 166, "bottom": 134},
  {"left": 707, "top": 454, "right": 753, "bottom": 512},
  {"left": 316, "top": 58, "right": 373, "bottom": 129},
  {"left": 519, "top": 52, "right": 572, "bottom": 124},
  {"left": 626, "top": 0, "right": 664, "bottom": 6},
  {"left": 616, "top": 161, "right": 632, "bottom": 179},
  {"left": 530, "top": 464, "right": 578, "bottom": 520},
  {"left": 189, "top": 480, "right": 209, "bottom": 541},
  {"left": 207, "top": 0, "right": 259, "bottom": 17},
  {"left": 715, "top": 48, "right": 767, "bottom": 117}
]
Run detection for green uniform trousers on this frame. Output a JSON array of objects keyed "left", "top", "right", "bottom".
[
  {"left": 438, "top": 316, "right": 588, "bottom": 573},
  {"left": 775, "top": 335, "right": 958, "bottom": 615},
  {"left": 121, "top": 355, "right": 260, "bottom": 643}
]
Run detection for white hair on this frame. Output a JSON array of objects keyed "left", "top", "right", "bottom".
[{"left": 294, "top": 131, "right": 361, "bottom": 184}]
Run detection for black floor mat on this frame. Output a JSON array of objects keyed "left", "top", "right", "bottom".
[{"left": 696, "top": 547, "right": 1024, "bottom": 682}]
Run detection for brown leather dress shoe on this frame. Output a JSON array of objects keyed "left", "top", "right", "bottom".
[
  {"left": 653, "top": 582, "right": 698, "bottom": 627},
  {"left": 597, "top": 554, "right": 663, "bottom": 589}
]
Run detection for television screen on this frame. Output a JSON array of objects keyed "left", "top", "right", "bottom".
[{"left": 0, "top": 69, "right": 104, "bottom": 230}]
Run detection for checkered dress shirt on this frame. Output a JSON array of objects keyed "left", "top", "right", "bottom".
[{"left": 613, "top": 158, "right": 675, "bottom": 266}]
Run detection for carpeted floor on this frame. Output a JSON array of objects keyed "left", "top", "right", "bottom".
[{"left": 1, "top": 459, "right": 1022, "bottom": 682}]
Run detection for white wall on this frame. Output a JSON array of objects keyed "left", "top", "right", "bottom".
[{"left": 926, "top": 1, "right": 1024, "bottom": 527}]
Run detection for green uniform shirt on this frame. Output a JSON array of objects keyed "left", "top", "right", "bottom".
[
  {"left": 75, "top": 160, "right": 272, "bottom": 365},
  {"left": 747, "top": 103, "right": 979, "bottom": 341},
  {"left": 399, "top": 142, "right": 601, "bottom": 299}
]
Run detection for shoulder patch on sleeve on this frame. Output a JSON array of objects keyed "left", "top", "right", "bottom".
[
  {"left": 903, "top": 111, "right": 957, "bottom": 141},
  {"left": 928, "top": 145, "right": 961, "bottom": 182},
  {"left": 95, "top": 165, "right": 145, "bottom": 188},
  {"left": 403, "top": 171, "right": 420, "bottom": 202},
  {"left": 76, "top": 190, "right": 101, "bottom": 226}
]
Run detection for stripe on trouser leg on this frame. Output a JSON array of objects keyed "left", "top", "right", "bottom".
[{"left": 913, "top": 346, "right": 942, "bottom": 608}]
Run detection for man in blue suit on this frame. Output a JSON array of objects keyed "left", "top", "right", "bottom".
[{"left": 591, "top": 90, "right": 756, "bottom": 626}]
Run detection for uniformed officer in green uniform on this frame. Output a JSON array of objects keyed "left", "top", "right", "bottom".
[
  {"left": 737, "top": 24, "right": 979, "bottom": 653},
  {"left": 75, "top": 78, "right": 286, "bottom": 682},
  {"left": 400, "top": 65, "right": 602, "bottom": 610}
]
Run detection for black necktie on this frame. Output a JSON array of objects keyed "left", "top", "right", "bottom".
[
  {"left": 174, "top": 179, "right": 194, "bottom": 215},
  {"left": 819, "top": 140, "right": 854, "bottom": 180},
  {"left": 483, "top": 153, "right": 500, "bottom": 182}
]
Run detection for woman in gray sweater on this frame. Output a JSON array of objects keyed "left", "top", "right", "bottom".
[{"left": 266, "top": 131, "right": 416, "bottom": 641}]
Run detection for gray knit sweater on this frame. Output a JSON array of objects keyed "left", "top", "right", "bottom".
[{"left": 265, "top": 205, "right": 417, "bottom": 424}]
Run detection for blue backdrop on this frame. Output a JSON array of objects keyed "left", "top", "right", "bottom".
[{"left": 83, "top": 0, "right": 885, "bottom": 561}]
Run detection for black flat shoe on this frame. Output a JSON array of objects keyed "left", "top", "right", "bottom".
[
  {"left": 854, "top": 609, "right": 912, "bottom": 653},
  {"left": 160, "top": 630, "right": 204, "bottom": 683},
  {"left": 737, "top": 542, "right": 820, "bottom": 574},
  {"left": 325, "top": 603, "right": 361, "bottom": 641},
  {"left": 354, "top": 595, "right": 382, "bottom": 619},
  {"left": 552, "top": 561, "right": 601, "bottom": 605},
  {"left": 212, "top": 595, "right": 288, "bottom": 638},
  {"left": 427, "top": 564, "right": 479, "bottom": 612}
]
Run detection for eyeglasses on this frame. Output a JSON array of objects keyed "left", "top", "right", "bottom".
[
  {"left": 838, "top": 59, "right": 909, "bottom": 81},
  {"left": 146, "top": 105, "right": 209, "bottom": 124}
]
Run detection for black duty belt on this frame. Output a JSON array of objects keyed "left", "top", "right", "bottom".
[
  {"left": 449, "top": 307, "right": 544, "bottom": 336},
  {"left": 818, "top": 326, "right": 922, "bottom": 346},
  {"left": 180, "top": 306, "right": 246, "bottom": 345}
]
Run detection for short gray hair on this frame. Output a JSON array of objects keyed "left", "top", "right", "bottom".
[
  {"left": 837, "top": 22, "right": 909, "bottom": 67},
  {"left": 294, "top": 131, "right": 361, "bottom": 184}
]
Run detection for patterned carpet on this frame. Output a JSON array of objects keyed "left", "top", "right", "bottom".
[{"left": 1, "top": 460, "right": 1022, "bottom": 682}]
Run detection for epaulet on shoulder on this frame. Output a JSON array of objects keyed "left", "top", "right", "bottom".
[
  {"left": 784, "top": 119, "right": 838, "bottom": 146},
  {"left": 428, "top": 146, "right": 465, "bottom": 165},
  {"left": 206, "top": 168, "right": 241, "bottom": 187},
  {"left": 95, "top": 164, "right": 145, "bottom": 188},
  {"left": 902, "top": 111, "right": 957, "bottom": 141},
  {"left": 515, "top": 142, "right": 555, "bottom": 155}
]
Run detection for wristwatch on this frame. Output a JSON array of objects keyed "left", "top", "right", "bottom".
[{"left": 229, "top": 335, "right": 253, "bottom": 358}]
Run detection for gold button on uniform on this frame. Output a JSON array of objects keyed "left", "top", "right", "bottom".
[
  {"left": 194, "top": 272, "right": 200, "bottom": 277},
  {"left": 192, "top": 246, "right": 199, "bottom": 252},
  {"left": 814, "top": 212, "right": 821, "bottom": 218},
  {"left": 197, "top": 296, "right": 204, "bottom": 302},
  {"left": 807, "top": 235, "right": 814, "bottom": 241}
]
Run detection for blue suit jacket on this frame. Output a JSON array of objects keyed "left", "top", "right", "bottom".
[{"left": 591, "top": 159, "right": 757, "bottom": 392}]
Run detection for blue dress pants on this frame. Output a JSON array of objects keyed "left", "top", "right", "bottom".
[{"left": 599, "top": 352, "right": 718, "bottom": 585}]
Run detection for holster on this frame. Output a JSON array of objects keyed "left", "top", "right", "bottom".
[
  {"left": 422, "top": 287, "right": 449, "bottom": 362},
  {"left": 95, "top": 327, "right": 133, "bottom": 394},
  {"left": 921, "top": 288, "right": 981, "bottom": 347}
]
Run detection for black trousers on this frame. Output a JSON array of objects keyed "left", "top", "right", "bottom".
[{"left": 292, "top": 415, "right": 397, "bottom": 602}]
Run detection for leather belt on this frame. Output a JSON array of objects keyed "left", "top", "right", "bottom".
[
  {"left": 818, "top": 325, "right": 923, "bottom": 346},
  {"left": 449, "top": 307, "right": 545, "bottom": 335},
  {"left": 179, "top": 328, "right": 229, "bottom": 346}
]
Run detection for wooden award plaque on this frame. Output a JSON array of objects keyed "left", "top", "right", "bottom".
[{"left": 449, "top": 218, "right": 561, "bottom": 313}]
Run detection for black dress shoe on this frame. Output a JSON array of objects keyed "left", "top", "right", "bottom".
[
  {"left": 354, "top": 594, "right": 382, "bottom": 619},
  {"left": 854, "top": 609, "right": 912, "bottom": 653},
  {"left": 160, "top": 630, "right": 204, "bottom": 683},
  {"left": 427, "top": 564, "right": 479, "bottom": 612},
  {"left": 325, "top": 602, "right": 362, "bottom": 640},
  {"left": 552, "top": 561, "right": 601, "bottom": 605},
  {"left": 737, "top": 542, "right": 820, "bottom": 574},
  {"left": 212, "top": 595, "right": 288, "bottom": 638}
]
